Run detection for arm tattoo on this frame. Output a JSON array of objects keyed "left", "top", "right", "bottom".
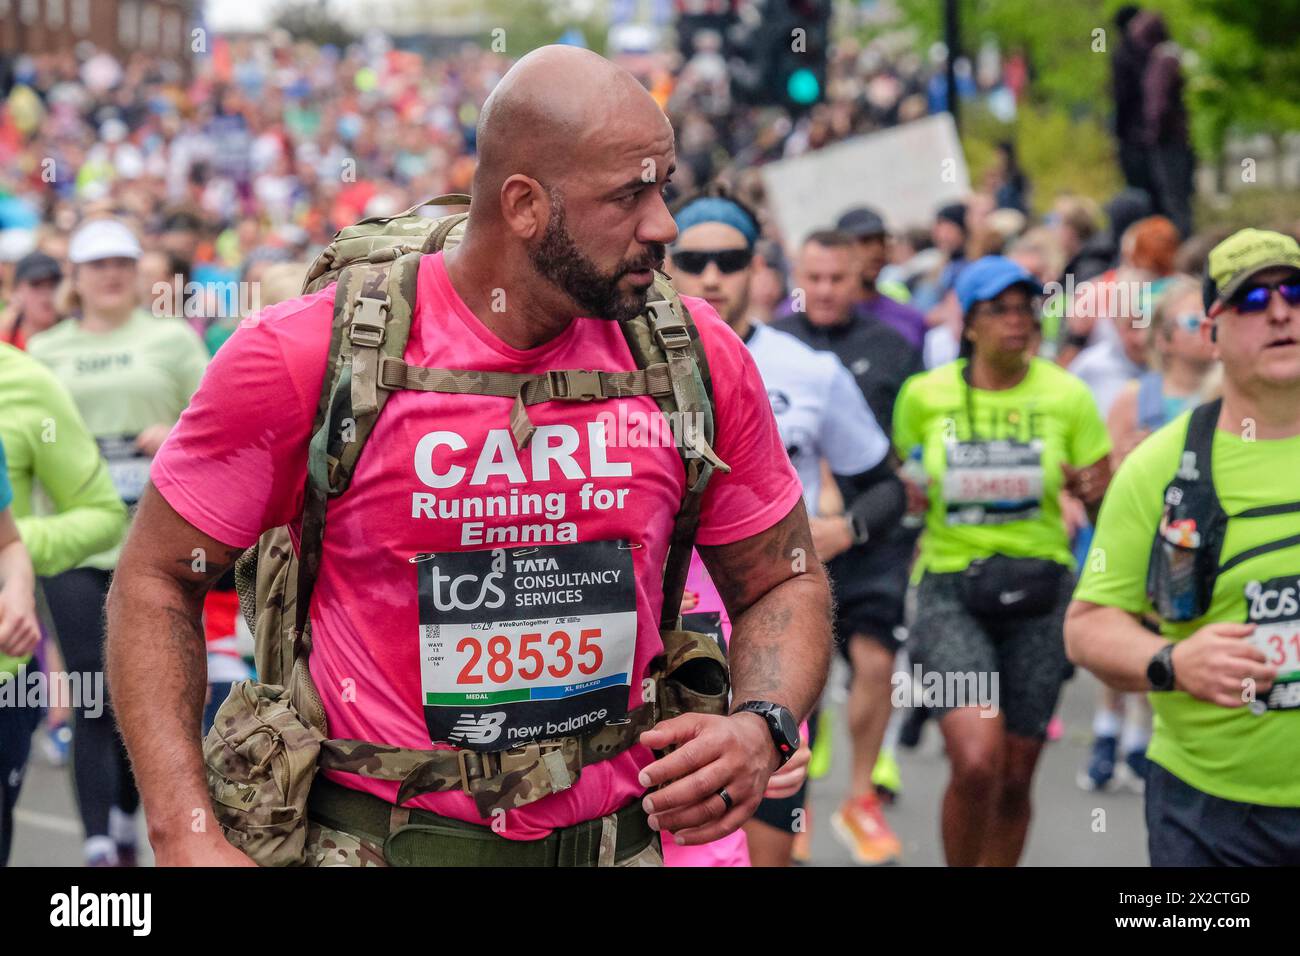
[{"left": 702, "top": 500, "right": 817, "bottom": 618}]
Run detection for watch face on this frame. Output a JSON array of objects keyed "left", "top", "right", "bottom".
[
  {"left": 1147, "top": 654, "right": 1171, "bottom": 689},
  {"left": 775, "top": 707, "right": 800, "bottom": 751}
]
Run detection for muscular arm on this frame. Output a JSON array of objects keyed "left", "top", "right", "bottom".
[
  {"left": 105, "top": 482, "right": 250, "bottom": 859},
  {"left": 698, "top": 497, "right": 832, "bottom": 723},
  {"left": 639, "top": 498, "right": 832, "bottom": 843}
]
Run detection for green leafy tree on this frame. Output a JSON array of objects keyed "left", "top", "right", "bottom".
[
  {"left": 272, "top": 0, "right": 357, "bottom": 48},
  {"left": 474, "top": 0, "right": 608, "bottom": 57}
]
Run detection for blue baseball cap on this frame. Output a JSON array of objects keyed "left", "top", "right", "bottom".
[{"left": 955, "top": 255, "right": 1043, "bottom": 315}]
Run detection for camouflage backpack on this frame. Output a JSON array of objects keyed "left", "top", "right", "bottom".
[{"left": 204, "top": 193, "right": 733, "bottom": 864}]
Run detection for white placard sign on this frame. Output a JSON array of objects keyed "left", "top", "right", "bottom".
[{"left": 760, "top": 113, "right": 971, "bottom": 256}]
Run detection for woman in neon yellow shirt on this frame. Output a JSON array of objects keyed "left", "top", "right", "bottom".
[{"left": 893, "top": 256, "right": 1113, "bottom": 866}]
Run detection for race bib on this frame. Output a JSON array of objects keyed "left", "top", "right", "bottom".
[
  {"left": 416, "top": 539, "right": 638, "bottom": 751},
  {"left": 1245, "top": 576, "right": 1300, "bottom": 712},
  {"left": 96, "top": 434, "right": 151, "bottom": 505},
  {"left": 942, "top": 440, "right": 1044, "bottom": 526}
]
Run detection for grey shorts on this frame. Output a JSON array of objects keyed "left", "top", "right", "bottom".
[{"left": 906, "top": 569, "right": 1074, "bottom": 739}]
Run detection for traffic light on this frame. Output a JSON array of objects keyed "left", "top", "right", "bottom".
[{"left": 727, "top": 0, "right": 830, "bottom": 110}]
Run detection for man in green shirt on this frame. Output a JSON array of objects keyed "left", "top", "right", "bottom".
[{"left": 1067, "top": 229, "right": 1300, "bottom": 865}]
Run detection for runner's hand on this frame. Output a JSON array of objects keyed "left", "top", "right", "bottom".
[
  {"left": 809, "top": 515, "right": 853, "bottom": 562},
  {"left": 0, "top": 581, "right": 40, "bottom": 657},
  {"left": 763, "top": 729, "right": 810, "bottom": 799},
  {"left": 638, "top": 711, "right": 780, "bottom": 845},
  {"left": 1060, "top": 461, "right": 1104, "bottom": 505},
  {"left": 680, "top": 589, "right": 700, "bottom": 613},
  {"left": 155, "top": 833, "right": 257, "bottom": 867},
  {"left": 1059, "top": 491, "right": 1087, "bottom": 538},
  {"left": 1170, "top": 623, "right": 1277, "bottom": 708},
  {"left": 135, "top": 423, "right": 173, "bottom": 457},
  {"left": 900, "top": 475, "right": 928, "bottom": 516}
]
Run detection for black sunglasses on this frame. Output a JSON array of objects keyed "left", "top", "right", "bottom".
[
  {"left": 671, "top": 249, "right": 753, "bottom": 275},
  {"left": 1230, "top": 274, "right": 1300, "bottom": 313}
]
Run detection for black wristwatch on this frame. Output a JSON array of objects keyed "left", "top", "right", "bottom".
[
  {"left": 733, "top": 700, "right": 800, "bottom": 766},
  {"left": 1147, "top": 643, "right": 1177, "bottom": 691}
]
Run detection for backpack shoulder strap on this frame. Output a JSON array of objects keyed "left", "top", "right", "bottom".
[
  {"left": 294, "top": 250, "right": 421, "bottom": 648},
  {"left": 1179, "top": 398, "right": 1221, "bottom": 489},
  {"left": 620, "top": 274, "right": 730, "bottom": 629}
]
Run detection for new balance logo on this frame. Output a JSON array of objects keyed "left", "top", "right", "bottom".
[{"left": 448, "top": 712, "right": 506, "bottom": 744}]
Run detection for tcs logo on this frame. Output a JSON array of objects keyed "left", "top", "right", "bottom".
[
  {"left": 429, "top": 565, "right": 506, "bottom": 612},
  {"left": 426, "top": 548, "right": 509, "bottom": 612}
]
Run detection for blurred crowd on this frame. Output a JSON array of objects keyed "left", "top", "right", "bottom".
[{"left": 0, "top": 24, "right": 1048, "bottom": 354}]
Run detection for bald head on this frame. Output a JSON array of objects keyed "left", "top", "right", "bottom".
[
  {"left": 473, "top": 46, "right": 668, "bottom": 207},
  {"left": 450, "top": 45, "right": 678, "bottom": 329}
]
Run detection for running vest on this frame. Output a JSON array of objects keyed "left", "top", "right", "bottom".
[{"left": 1147, "top": 399, "right": 1300, "bottom": 623}]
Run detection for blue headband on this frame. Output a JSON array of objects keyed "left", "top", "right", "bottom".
[{"left": 673, "top": 197, "right": 759, "bottom": 249}]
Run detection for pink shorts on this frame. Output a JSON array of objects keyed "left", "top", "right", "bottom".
[{"left": 660, "top": 827, "right": 751, "bottom": 867}]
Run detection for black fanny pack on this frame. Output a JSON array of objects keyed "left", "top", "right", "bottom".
[{"left": 960, "top": 555, "right": 1066, "bottom": 617}]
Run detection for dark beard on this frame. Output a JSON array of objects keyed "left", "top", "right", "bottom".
[{"left": 528, "top": 189, "right": 664, "bottom": 323}]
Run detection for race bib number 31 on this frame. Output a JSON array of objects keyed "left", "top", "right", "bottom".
[
  {"left": 416, "top": 539, "right": 637, "bottom": 751},
  {"left": 1245, "top": 576, "right": 1300, "bottom": 712}
]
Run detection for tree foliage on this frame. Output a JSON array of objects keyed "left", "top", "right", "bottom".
[
  {"left": 887, "top": 0, "right": 1300, "bottom": 160},
  {"left": 272, "top": 0, "right": 358, "bottom": 49}
]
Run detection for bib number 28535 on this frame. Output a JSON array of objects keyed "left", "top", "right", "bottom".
[
  {"left": 454, "top": 628, "right": 604, "bottom": 686},
  {"left": 416, "top": 539, "right": 637, "bottom": 751}
]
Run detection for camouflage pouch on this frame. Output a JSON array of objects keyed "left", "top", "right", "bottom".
[
  {"left": 657, "top": 629, "right": 730, "bottom": 718},
  {"left": 203, "top": 680, "right": 325, "bottom": 867}
]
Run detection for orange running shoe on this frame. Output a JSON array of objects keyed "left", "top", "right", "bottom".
[{"left": 831, "top": 794, "right": 902, "bottom": 865}]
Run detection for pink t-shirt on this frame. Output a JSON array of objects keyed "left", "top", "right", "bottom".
[{"left": 153, "top": 252, "right": 802, "bottom": 840}]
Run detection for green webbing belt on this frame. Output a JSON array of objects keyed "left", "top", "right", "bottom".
[{"left": 308, "top": 777, "right": 654, "bottom": 867}]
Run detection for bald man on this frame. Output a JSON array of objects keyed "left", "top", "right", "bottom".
[{"left": 107, "top": 46, "right": 832, "bottom": 867}]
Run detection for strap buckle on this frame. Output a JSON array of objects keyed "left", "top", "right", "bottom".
[
  {"left": 648, "top": 301, "right": 692, "bottom": 351},
  {"left": 456, "top": 741, "right": 569, "bottom": 794},
  {"left": 456, "top": 749, "right": 500, "bottom": 794},
  {"left": 349, "top": 295, "right": 388, "bottom": 349},
  {"left": 548, "top": 369, "right": 605, "bottom": 401},
  {"left": 498, "top": 740, "right": 567, "bottom": 772}
]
